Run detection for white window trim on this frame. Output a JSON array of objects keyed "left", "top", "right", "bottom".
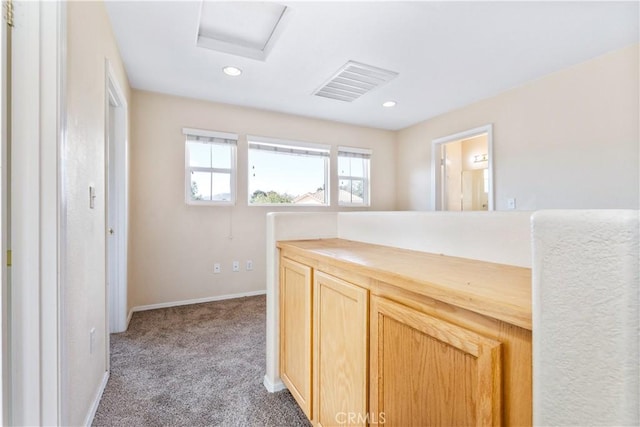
[
  {"left": 248, "top": 135, "right": 331, "bottom": 152},
  {"left": 184, "top": 128, "right": 237, "bottom": 206},
  {"left": 183, "top": 127, "right": 238, "bottom": 141},
  {"left": 338, "top": 146, "right": 371, "bottom": 207},
  {"left": 248, "top": 136, "right": 330, "bottom": 207}
]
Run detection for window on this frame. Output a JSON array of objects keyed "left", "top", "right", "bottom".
[
  {"left": 184, "top": 128, "right": 237, "bottom": 205},
  {"left": 248, "top": 136, "right": 330, "bottom": 205},
  {"left": 338, "top": 146, "right": 371, "bottom": 206}
]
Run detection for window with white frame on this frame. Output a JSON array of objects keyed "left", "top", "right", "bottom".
[
  {"left": 248, "top": 136, "right": 330, "bottom": 205},
  {"left": 338, "top": 146, "right": 371, "bottom": 206},
  {"left": 184, "top": 128, "right": 237, "bottom": 205}
]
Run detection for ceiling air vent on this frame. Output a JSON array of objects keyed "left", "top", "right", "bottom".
[{"left": 313, "top": 61, "right": 399, "bottom": 102}]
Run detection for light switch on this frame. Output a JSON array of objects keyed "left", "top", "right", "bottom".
[{"left": 89, "top": 186, "right": 96, "bottom": 209}]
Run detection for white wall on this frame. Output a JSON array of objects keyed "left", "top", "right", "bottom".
[
  {"left": 129, "top": 90, "right": 396, "bottom": 310},
  {"left": 338, "top": 211, "right": 531, "bottom": 267},
  {"left": 396, "top": 43, "right": 639, "bottom": 211},
  {"left": 532, "top": 210, "right": 639, "bottom": 426},
  {"left": 64, "top": 2, "right": 131, "bottom": 425}
]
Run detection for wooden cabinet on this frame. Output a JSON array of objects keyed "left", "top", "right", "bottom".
[
  {"left": 278, "top": 239, "right": 532, "bottom": 426},
  {"left": 279, "top": 257, "right": 313, "bottom": 419},
  {"left": 314, "top": 271, "right": 368, "bottom": 427},
  {"left": 370, "top": 296, "right": 501, "bottom": 427}
]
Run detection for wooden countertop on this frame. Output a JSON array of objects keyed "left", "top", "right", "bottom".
[{"left": 277, "top": 238, "right": 532, "bottom": 330}]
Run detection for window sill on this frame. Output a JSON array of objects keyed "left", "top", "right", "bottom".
[
  {"left": 186, "top": 200, "right": 235, "bottom": 207},
  {"left": 248, "top": 203, "right": 330, "bottom": 208}
]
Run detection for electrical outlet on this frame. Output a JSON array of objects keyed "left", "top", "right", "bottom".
[
  {"left": 89, "top": 328, "right": 96, "bottom": 354},
  {"left": 246, "top": 260, "right": 253, "bottom": 271},
  {"left": 507, "top": 198, "right": 516, "bottom": 210},
  {"left": 232, "top": 261, "right": 240, "bottom": 272},
  {"left": 214, "top": 263, "right": 221, "bottom": 274}
]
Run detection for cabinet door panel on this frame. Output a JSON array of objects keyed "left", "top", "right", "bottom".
[
  {"left": 314, "top": 271, "right": 368, "bottom": 427},
  {"left": 370, "top": 296, "right": 502, "bottom": 427},
  {"left": 280, "top": 257, "right": 313, "bottom": 418}
]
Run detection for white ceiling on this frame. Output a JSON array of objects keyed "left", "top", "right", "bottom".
[{"left": 105, "top": 1, "right": 639, "bottom": 131}]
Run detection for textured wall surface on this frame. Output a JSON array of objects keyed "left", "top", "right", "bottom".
[
  {"left": 532, "top": 210, "right": 639, "bottom": 426},
  {"left": 65, "top": 2, "right": 131, "bottom": 424}
]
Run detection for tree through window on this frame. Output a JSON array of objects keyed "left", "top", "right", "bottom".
[{"left": 248, "top": 137, "right": 330, "bottom": 205}]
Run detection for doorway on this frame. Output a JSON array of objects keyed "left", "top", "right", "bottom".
[
  {"left": 105, "top": 61, "right": 128, "bottom": 334},
  {"left": 431, "top": 125, "right": 493, "bottom": 211}
]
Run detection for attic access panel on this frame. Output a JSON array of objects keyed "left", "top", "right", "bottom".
[{"left": 196, "top": 1, "right": 289, "bottom": 61}]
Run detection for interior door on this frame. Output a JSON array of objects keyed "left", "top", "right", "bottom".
[
  {"left": 106, "top": 100, "right": 118, "bottom": 333},
  {"left": 462, "top": 169, "right": 488, "bottom": 211}
]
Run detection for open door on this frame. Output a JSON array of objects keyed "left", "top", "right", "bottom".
[{"left": 105, "top": 61, "right": 129, "bottom": 334}]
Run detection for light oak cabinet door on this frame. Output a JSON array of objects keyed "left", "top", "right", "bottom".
[
  {"left": 280, "top": 257, "right": 313, "bottom": 419},
  {"left": 370, "top": 296, "right": 502, "bottom": 427},
  {"left": 314, "top": 271, "right": 368, "bottom": 427}
]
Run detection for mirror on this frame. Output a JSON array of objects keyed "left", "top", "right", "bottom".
[{"left": 431, "top": 124, "right": 493, "bottom": 211}]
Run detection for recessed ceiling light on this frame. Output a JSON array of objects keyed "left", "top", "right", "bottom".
[
  {"left": 223, "top": 66, "right": 242, "bottom": 77},
  {"left": 382, "top": 101, "right": 397, "bottom": 107}
]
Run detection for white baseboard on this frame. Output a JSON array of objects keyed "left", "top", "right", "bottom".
[
  {"left": 263, "top": 374, "right": 286, "bottom": 393},
  {"left": 126, "top": 309, "right": 133, "bottom": 328},
  {"left": 84, "top": 371, "right": 109, "bottom": 427},
  {"left": 131, "top": 290, "right": 267, "bottom": 313}
]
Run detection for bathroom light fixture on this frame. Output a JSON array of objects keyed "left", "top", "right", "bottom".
[
  {"left": 382, "top": 101, "right": 397, "bottom": 107},
  {"left": 473, "top": 153, "right": 489, "bottom": 163},
  {"left": 223, "top": 66, "right": 242, "bottom": 77}
]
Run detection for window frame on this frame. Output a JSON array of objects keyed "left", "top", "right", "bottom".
[
  {"left": 247, "top": 135, "right": 330, "bottom": 207},
  {"left": 337, "top": 146, "right": 372, "bottom": 207},
  {"left": 184, "top": 127, "right": 238, "bottom": 206}
]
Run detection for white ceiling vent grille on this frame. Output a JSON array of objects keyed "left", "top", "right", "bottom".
[{"left": 313, "top": 61, "right": 399, "bottom": 102}]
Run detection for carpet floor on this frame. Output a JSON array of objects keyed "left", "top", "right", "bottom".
[{"left": 93, "top": 295, "right": 311, "bottom": 427}]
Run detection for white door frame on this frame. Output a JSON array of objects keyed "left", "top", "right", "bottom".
[
  {"left": 0, "top": 3, "right": 8, "bottom": 425},
  {"left": 10, "top": 1, "right": 65, "bottom": 425},
  {"left": 431, "top": 124, "right": 494, "bottom": 211},
  {"left": 105, "top": 60, "right": 129, "bottom": 334}
]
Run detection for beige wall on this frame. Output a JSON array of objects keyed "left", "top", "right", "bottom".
[
  {"left": 65, "top": 2, "right": 131, "bottom": 425},
  {"left": 396, "top": 43, "right": 640, "bottom": 211},
  {"left": 129, "top": 90, "right": 396, "bottom": 309}
]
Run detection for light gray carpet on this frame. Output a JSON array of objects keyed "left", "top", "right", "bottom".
[{"left": 93, "top": 295, "right": 311, "bottom": 427}]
